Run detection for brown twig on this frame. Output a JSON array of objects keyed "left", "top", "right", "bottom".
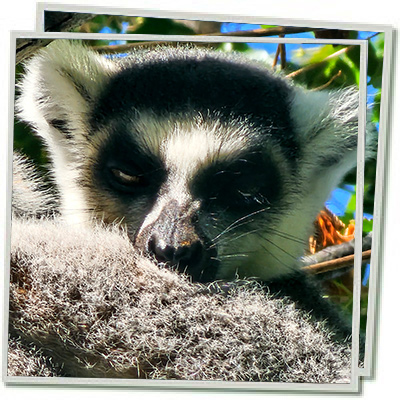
[
  {"left": 16, "top": 39, "right": 54, "bottom": 64},
  {"left": 91, "top": 26, "right": 325, "bottom": 54},
  {"left": 200, "top": 26, "right": 323, "bottom": 37},
  {"left": 285, "top": 45, "right": 354, "bottom": 79},
  {"left": 311, "top": 70, "right": 343, "bottom": 91},
  {"left": 272, "top": 34, "right": 287, "bottom": 70},
  {"left": 286, "top": 32, "right": 380, "bottom": 80},
  {"left": 271, "top": 45, "right": 280, "bottom": 68},
  {"left": 302, "top": 250, "right": 371, "bottom": 275},
  {"left": 279, "top": 34, "right": 287, "bottom": 69},
  {"left": 16, "top": 13, "right": 95, "bottom": 64},
  {"left": 44, "top": 11, "right": 94, "bottom": 32}
]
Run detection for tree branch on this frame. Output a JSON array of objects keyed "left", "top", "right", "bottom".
[
  {"left": 285, "top": 45, "right": 355, "bottom": 79},
  {"left": 200, "top": 26, "right": 323, "bottom": 37},
  {"left": 302, "top": 250, "right": 371, "bottom": 275},
  {"left": 311, "top": 70, "right": 343, "bottom": 91},
  {"left": 90, "top": 26, "right": 326, "bottom": 54},
  {"left": 44, "top": 11, "right": 94, "bottom": 32},
  {"left": 271, "top": 44, "right": 280, "bottom": 68},
  {"left": 286, "top": 32, "right": 380, "bottom": 80},
  {"left": 16, "top": 12, "right": 94, "bottom": 64},
  {"left": 301, "top": 233, "right": 372, "bottom": 275},
  {"left": 279, "top": 34, "right": 286, "bottom": 69}
]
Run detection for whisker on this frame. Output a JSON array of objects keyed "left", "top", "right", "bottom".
[
  {"left": 258, "top": 242, "right": 297, "bottom": 271},
  {"left": 210, "top": 228, "right": 262, "bottom": 249},
  {"left": 214, "top": 254, "right": 251, "bottom": 260},
  {"left": 255, "top": 232, "right": 299, "bottom": 261},
  {"left": 199, "top": 268, "right": 205, "bottom": 281},
  {"left": 211, "top": 208, "right": 269, "bottom": 242},
  {"left": 266, "top": 227, "right": 307, "bottom": 245},
  {"left": 212, "top": 218, "right": 255, "bottom": 243}
]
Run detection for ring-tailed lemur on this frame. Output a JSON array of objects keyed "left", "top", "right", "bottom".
[{"left": 16, "top": 40, "right": 374, "bottom": 286}]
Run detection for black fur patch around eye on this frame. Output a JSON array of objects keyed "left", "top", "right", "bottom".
[
  {"left": 191, "top": 149, "right": 284, "bottom": 215},
  {"left": 92, "top": 129, "right": 166, "bottom": 200}
]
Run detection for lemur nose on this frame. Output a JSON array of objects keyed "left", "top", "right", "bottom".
[{"left": 147, "top": 235, "right": 203, "bottom": 267}]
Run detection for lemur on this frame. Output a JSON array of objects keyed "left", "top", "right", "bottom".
[{"left": 15, "top": 40, "right": 374, "bottom": 338}]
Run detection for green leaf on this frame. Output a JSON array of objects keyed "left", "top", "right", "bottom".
[
  {"left": 371, "top": 91, "right": 381, "bottom": 123},
  {"left": 363, "top": 219, "right": 374, "bottom": 233}
]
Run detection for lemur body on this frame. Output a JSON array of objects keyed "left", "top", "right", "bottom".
[{"left": 16, "top": 41, "right": 373, "bottom": 285}]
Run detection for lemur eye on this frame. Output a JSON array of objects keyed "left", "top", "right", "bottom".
[{"left": 111, "top": 168, "right": 142, "bottom": 185}]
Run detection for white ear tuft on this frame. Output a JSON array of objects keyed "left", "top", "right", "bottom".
[
  {"left": 16, "top": 40, "right": 119, "bottom": 144},
  {"left": 290, "top": 86, "right": 371, "bottom": 173},
  {"left": 15, "top": 41, "right": 121, "bottom": 222}
]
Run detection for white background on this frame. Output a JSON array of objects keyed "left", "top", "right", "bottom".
[{"left": 1, "top": 0, "right": 399, "bottom": 399}]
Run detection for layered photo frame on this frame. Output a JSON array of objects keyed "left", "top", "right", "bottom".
[{"left": 3, "top": 3, "right": 394, "bottom": 394}]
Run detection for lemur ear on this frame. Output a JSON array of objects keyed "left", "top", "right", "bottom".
[
  {"left": 16, "top": 40, "right": 119, "bottom": 144},
  {"left": 290, "top": 86, "right": 375, "bottom": 174},
  {"left": 291, "top": 87, "right": 358, "bottom": 156}
]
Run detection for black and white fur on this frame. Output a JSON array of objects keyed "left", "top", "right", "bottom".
[{"left": 16, "top": 40, "right": 374, "bottom": 285}]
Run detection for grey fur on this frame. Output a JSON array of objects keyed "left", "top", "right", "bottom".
[
  {"left": 8, "top": 156, "right": 351, "bottom": 382},
  {"left": 12, "top": 153, "right": 58, "bottom": 218},
  {"left": 8, "top": 337, "right": 61, "bottom": 377},
  {"left": 8, "top": 216, "right": 351, "bottom": 382}
]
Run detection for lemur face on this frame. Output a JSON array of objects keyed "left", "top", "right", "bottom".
[
  {"left": 85, "top": 113, "right": 295, "bottom": 282},
  {"left": 80, "top": 52, "right": 300, "bottom": 283},
  {"left": 17, "top": 41, "right": 368, "bottom": 282}
]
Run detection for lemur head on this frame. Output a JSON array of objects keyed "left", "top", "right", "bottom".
[{"left": 16, "top": 40, "right": 374, "bottom": 282}]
